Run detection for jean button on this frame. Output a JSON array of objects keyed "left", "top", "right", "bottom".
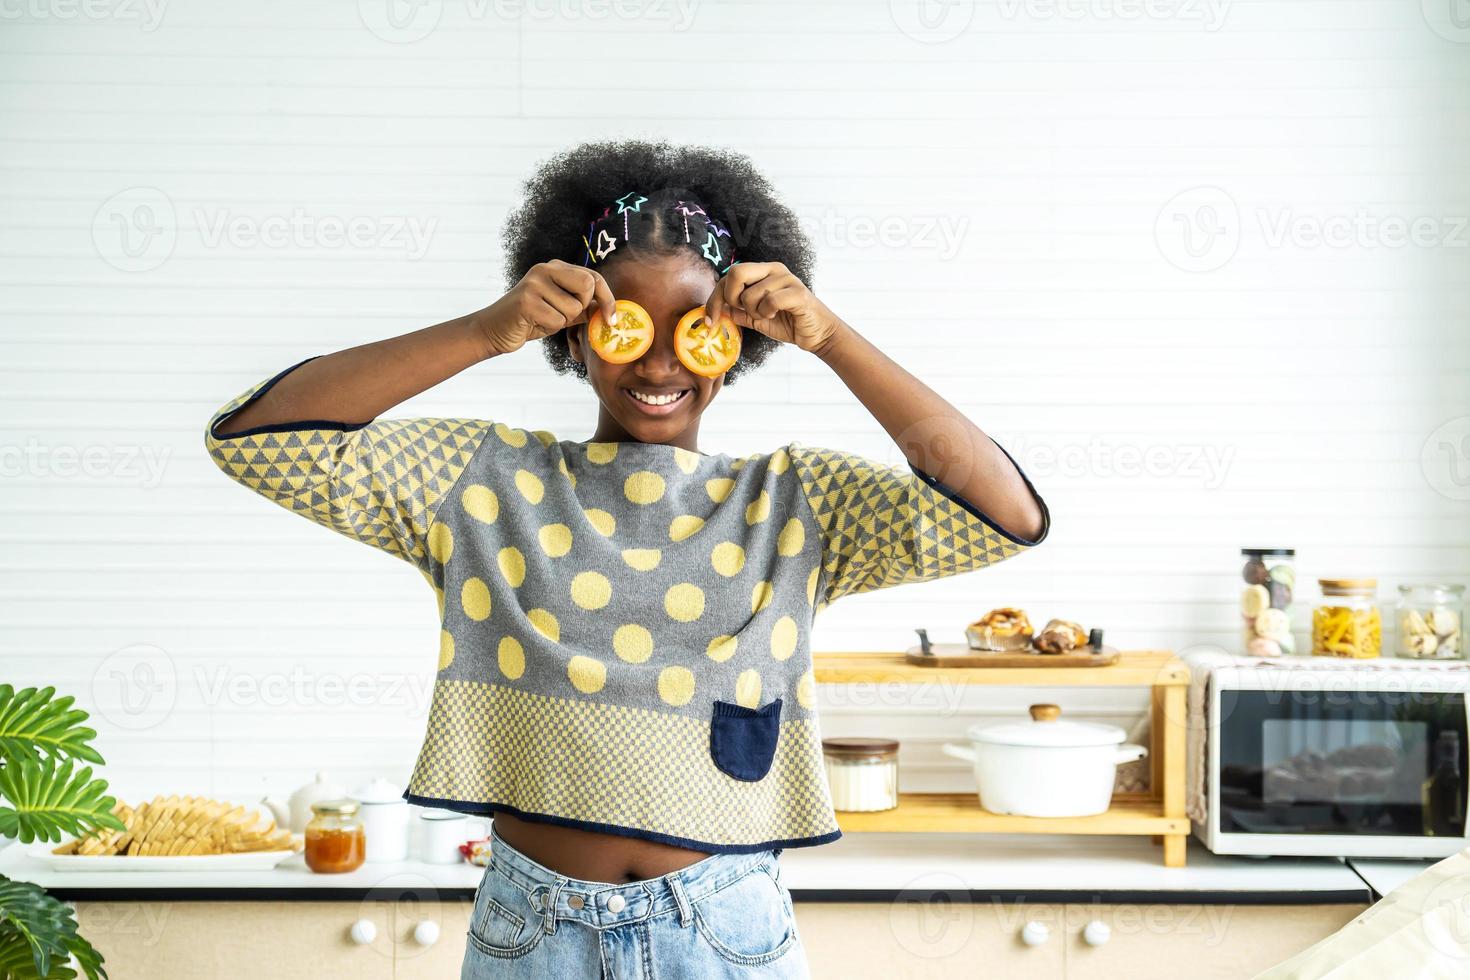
[
  {"left": 568, "top": 895, "right": 585, "bottom": 910},
  {"left": 606, "top": 894, "right": 627, "bottom": 913}
]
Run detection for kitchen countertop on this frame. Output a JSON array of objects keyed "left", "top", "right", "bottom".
[
  {"left": 1345, "top": 858, "right": 1439, "bottom": 900},
  {"left": 0, "top": 833, "right": 1372, "bottom": 905}
]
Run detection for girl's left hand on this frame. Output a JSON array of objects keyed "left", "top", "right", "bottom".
[{"left": 705, "top": 262, "right": 841, "bottom": 354}]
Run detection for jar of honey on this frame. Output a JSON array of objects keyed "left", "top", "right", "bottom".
[
  {"left": 304, "top": 799, "right": 366, "bottom": 873},
  {"left": 1312, "top": 579, "right": 1382, "bottom": 659}
]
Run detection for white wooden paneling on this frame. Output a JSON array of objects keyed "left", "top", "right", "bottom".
[{"left": 1, "top": 0, "right": 1467, "bottom": 803}]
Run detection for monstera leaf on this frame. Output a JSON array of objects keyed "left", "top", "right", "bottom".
[
  {"left": 0, "top": 757, "right": 124, "bottom": 845},
  {"left": 0, "top": 876, "right": 106, "bottom": 979},
  {"left": 0, "top": 686, "right": 104, "bottom": 768}
]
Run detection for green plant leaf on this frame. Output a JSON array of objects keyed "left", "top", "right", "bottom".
[
  {"left": 0, "top": 758, "right": 125, "bottom": 845},
  {"left": 0, "top": 686, "right": 105, "bottom": 768},
  {"left": 0, "top": 875, "right": 106, "bottom": 979}
]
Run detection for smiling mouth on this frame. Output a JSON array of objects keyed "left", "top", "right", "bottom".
[{"left": 624, "top": 388, "right": 691, "bottom": 413}]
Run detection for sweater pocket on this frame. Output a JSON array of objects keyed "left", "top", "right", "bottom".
[{"left": 709, "top": 698, "right": 782, "bottom": 782}]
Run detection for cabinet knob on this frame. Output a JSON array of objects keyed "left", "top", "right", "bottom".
[
  {"left": 1083, "top": 920, "right": 1111, "bottom": 947},
  {"left": 413, "top": 921, "right": 440, "bottom": 947},
  {"left": 1020, "top": 921, "right": 1050, "bottom": 947},
  {"left": 349, "top": 919, "right": 377, "bottom": 945}
]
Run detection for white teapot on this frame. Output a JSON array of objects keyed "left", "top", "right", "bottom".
[{"left": 261, "top": 771, "right": 347, "bottom": 833}]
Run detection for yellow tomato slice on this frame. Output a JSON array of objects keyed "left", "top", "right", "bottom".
[
  {"left": 587, "top": 300, "right": 654, "bottom": 364},
  {"left": 674, "top": 307, "right": 742, "bottom": 378}
]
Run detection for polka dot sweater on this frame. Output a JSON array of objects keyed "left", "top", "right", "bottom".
[{"left": 206, "top": 357, "right": 1049, "bottom": 852}]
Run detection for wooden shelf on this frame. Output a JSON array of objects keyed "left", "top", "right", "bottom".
[
  {"left": 834, "top": 793, "right": 1190, "bottom": 836},
  {"left": 812, "top": 650, "right": 1192, "bottom": 867},
  {"left": 813, "top": 650, "right": 1188, "bottom": 687}
]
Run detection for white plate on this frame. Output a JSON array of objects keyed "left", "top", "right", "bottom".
[{"left": 32, "top": 841, "right": 297, "bottom": 872}]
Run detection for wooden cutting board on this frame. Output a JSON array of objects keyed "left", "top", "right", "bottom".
[{"left": 903, "top": 643, "right": 1120, "bottom": 668}]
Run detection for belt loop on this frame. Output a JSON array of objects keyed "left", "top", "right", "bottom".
[
  {"left": 541, "top": 880, "right": 563, "bottom": 935},
  {"left": 667, "top": 874, "right": 694, "bottom": 928}
]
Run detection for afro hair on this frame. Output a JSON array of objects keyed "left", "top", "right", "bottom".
[{"left": 500, "top": 140, "right": 816, "bottom": 385}]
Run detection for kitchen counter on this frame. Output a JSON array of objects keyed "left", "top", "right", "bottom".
[
  {"left": 0, "top": 832, "right": 1372, "bottom": 905},
  {"left": 1346, "top": 858, "right": 1438, "bottom": 899}
]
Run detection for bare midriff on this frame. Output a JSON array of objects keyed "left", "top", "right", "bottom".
[{"left": 492, "top": 811, "right": 711, "bottom": 884}]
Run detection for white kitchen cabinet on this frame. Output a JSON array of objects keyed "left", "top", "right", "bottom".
[
  {"left": 391, "top": 896, "right": 474, "bottom": 980},
  {"left": 1060, "top": 903, "right": 1361, "bottom": 980},
  {"left": 75, "top": 901, "right": 396, "bottom": 980},
  {"left": 797, "top": 902, "right": 1067, "bottom": 979}
]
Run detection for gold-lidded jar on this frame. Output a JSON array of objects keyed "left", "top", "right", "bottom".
[
  {"left": 304, "top": 798, "right": 366, "bottom": 873},
  {"left": 822, "top": 737, "right": 899, "bottom": 812},
  {"left": 1312, "top": 578, "right": 1381, "bottom": 658}
]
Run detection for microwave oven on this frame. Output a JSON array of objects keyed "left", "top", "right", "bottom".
[{"left": 1197, "top": 659, "right": 1470, "bottom": 859}]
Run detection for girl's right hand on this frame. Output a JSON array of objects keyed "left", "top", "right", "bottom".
[{"left": 477, "top": 260, "right": 618, "bottom": 357}]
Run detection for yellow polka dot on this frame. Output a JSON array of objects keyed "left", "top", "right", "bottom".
[
  {"left": 498, "top": 636, "right": 525, "bottom": 680},
  {"left": 567, "top": 655, "right": 605, "bottom": 694},
  {"left": 752, "top": 579, "right": 774, "bottom": 614},
  {"left": 745, "top": 491, "right": 771, "bottom": 525},
  {"left": 498, "top": 547, "right": 526, "bottom": 587},
  {"left": 461, "top": 578, "right": 491, "bottom": 621},
  {"left": 461, "top": 485, "right": 499, "bottom": 524},
  {"left": 539, "top": 523, "right": 573, "bottom": 557},
  {"left": 658, "top": 666, "right": 696, "bottom": 707},
  {"left": 515, "top": 469, "right": 545, "bottom": 504},
  {"left": 707, "top": 635, "right": 738, "bottom": 663},
  {"left": 769, "top": 448, "right": 790, "bottom": 474},
  {"left": 494, "top": 422, "right": 528, "bottom": 448},
  {"left": 706, "top": 477, "right": 735, "bottom": 503},
  {"left": 428, "top": 522, "right": 453, "bottom": 564},
  {"left": 558, "top": 458, "right": 576, "bottom": 488},
  {"left": 571, "top": 571, "right": 612, "bottom": 610},
  {"left": 527, "top": 608, "right": 560, "bottom": 643},
  {"left": 669, "top": 515, "right": 704, "bottom": 541},
  {"left": 807, "top": 566, "right": 820, "bottom": 604},
  {"left": 770, "top": 616, "right": 798, "bottom": 660},
  {"left": 673, "top": 447, "right": 700, "bottom": 474},
  {"left": 736, "top": 669, "right": 762, "bottom": 708},
  {"left": 796, "top": 669, "right": 816, "bottom": 709},
  {"left": 532, "top": 429, "right": 556, "bottom": 447},
  {"left": 613, "top": 624, "right": 654, "bottom": 663},
  {"left": 665, "top": 583, "right": 705, "bottom": 623},
  {"left": 625, "top": 470, "right": 666, "bottom": 505},
  {"left": 777, "top": 518, "right": 805, "bottom": 556},
  {"left": 586, "top": 509, "right": 616, "bottom": 537},
  {"left": 731, "top": 457, "right": 746, "bottom": 471},
  {"left": 711, "top": 541, "right": 746, "bottom": 577},
  {"left": 437, "top": 630, "right": 454, "bottom": 671},
  {"left": 622, "top": 548, "right": 662, "bottom": 571},
  {"left": 587, "top": 442, "right": 618, "bottom": 464}
]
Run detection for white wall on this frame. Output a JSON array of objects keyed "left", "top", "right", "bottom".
[{"left": 2, "top": 0, "right": 1467, "bottom": 804}]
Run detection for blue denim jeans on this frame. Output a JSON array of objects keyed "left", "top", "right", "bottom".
[{"left": 460, "top": 822, "right": 811, "bottom": 978}]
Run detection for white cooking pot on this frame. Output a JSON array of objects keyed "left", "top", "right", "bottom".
[{"left": 942, "top": 703, "right": 1147, "bottom": 818}]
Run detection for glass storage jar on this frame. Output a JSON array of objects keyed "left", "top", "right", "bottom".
[
  {"left": 822, "top": 738, "right": 899, "bottom": 812},
  {"left": 1240, "top": 548, "right": 1296, "bottom": 656},
  {"left": 1312, "top": 579, "right": 1382, "bottom": 659},
  {"left": 1396, "top": 583, "right": 1464, "bottom": 659},
  {"left": 304, "top": 798, "right": 366, "bottom": 873}
]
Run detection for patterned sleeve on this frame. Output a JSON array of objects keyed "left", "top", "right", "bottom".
[
  {"left": 204, "top": 357, "right": 492, "bottom": 572},
  {"left": 788, "top": 438, "right": 1049, "bottom": 604}
]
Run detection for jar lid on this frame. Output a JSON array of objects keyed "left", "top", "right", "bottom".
[
  {"left": 310, "top": 798, "right": 360, "bottom": 816},
  {"left": 1242, "top": 548, "right": 1295, "bottom": 557},
  {"left": 822, "top": 737, "right": 899, "bottom": 759},
  {"left": 967, "top": 704, "right": 1125, "bottom": 748},
  {"left": 1320, "top": 578, "right": 1377, "bottom": 595}
]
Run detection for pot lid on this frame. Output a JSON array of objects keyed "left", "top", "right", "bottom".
[
  {"left": 967, "top": 704, "right": 1125, "bottom": 748},
  {"left": 352, "top": 777, "right": 405, "bottom": 804}
]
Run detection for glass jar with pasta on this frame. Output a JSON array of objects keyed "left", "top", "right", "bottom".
[{"left": 1312, "top": 579, "right": 1382, "bottom": 658}]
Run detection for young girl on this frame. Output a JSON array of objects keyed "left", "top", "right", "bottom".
[{"left": 206, "top": 140, "right": 1048, "bottom": 978}]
